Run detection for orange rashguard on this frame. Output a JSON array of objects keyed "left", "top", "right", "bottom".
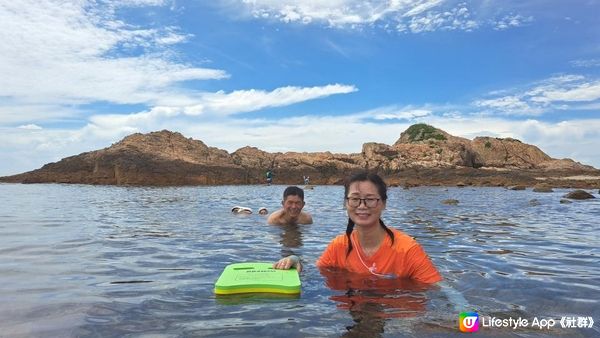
[{"left": 316, "top": 228, "right": 442, "bottom": 284}]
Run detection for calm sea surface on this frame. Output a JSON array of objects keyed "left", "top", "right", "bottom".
[{"left": 0, "top": 183, "right": 599, "bottom": 337}]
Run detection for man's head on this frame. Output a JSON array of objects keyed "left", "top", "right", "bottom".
[
  {"left": 283, "top": 186, "right": 304, "bottom": 201},
  {"left": 282, "top": 186, "right": 305, "bottom": 219}
]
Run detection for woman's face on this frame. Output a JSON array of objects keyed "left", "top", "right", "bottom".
[{"left": 345, "top": 180, "right": 385, "bottom": 228}]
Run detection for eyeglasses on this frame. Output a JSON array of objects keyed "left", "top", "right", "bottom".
[{"left": 346, "top": 197, "right": 380, "bottom": 208}]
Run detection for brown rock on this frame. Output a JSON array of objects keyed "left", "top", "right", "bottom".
[
  {"left": 442, "top": 199, "right": 459, "bottom": 205},
  {"left": 509, "top": 185, "right": 527, "bottom": 190},
  {"left": 533, "top": 184, "right": 553, "bottom": 193},
  {"left": 537, "top": 159, "right": 596, "bottom": 171},
  {"left": 563, "top": 190, "right": 595, "bottom": 200},
  {"left": 393, "top": 124, "right": 483, "bottom": 168},
  {"left": 1, "top": 124, "right": 599, "bottom": 187},
  {"left": 472, "top": 137, "right": 550, "bottom": 169}
]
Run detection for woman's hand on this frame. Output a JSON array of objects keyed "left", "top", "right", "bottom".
[{"left": 273, "top": 255, "right": 302, "bottom": 272}]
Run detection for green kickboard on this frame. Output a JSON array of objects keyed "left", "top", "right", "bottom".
[{"left": 214, "top": 262, "right": 301, "bottom": 295}]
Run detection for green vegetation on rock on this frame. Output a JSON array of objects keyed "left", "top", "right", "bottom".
[{"left": 405, "top": 124, "right": 447, "bottom": 142}]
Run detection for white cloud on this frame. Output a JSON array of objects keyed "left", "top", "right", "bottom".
[
  {"left": 88, "top": 106, "right": 179, "bottom": 131},
  {"left": 364, "top": 107, "right": 432, "bottom": 120},
  {"left": 538, "top": 74, "right": 585, "bottom": 85},
  {"left": 473, "top": 75, "right": 600, "bottom": 115},
  {"left": 0, "top": 103, "right": 83, "bottom": 125},
  {"left": 17, "top": 124, "right": 43, "bottom": 130},
  {"left": 492, "top": 14, "right": 533, "bottom": 30},
  {"left": 238, "top": 1, "right": 517, "bottom": 33},
  {"left": 570, "top": 59, "right": 600, "bottom": 68},
  {"left": 403, "top": 0, "right": 444, "bottom": 17},
  {"left": 530, "top": 82, "right": 600, "bottom": 103},
  {"left": 114, "top": 0, "right": 170, "bottom": 6},
  {"left": 87, "top": 84, "right": 357, "bottom": 130},
  {"left": 190, "top": 84, "right": 358, "bottom": 116},
  {"left": 474, "top": 96, "right": 543, "bottom": 116},
  {"left": 243, "top": 0, "right": 403, "bottom": 26},
  {"left": 0, "top": 0, "right": 227, "bottom": 112},
  {"left": 400, "top": 4, "right": 478, "bottom": 33}
]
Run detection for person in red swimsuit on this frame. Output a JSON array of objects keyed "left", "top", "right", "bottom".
[{"left": 273, "top": 172, "right": 441, "bottom": 284}]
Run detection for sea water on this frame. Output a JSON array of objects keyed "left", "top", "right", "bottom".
[{"left": 0, "top": 183, "right": 598, "bottom": 337}]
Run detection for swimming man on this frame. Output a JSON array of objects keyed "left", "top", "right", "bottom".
[{"left": 267, "top": 186, "right": 313, "bottom": 225}]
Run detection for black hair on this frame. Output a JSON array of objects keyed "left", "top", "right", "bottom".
[
  {"left": 344, "top": 172, "right": 394, "bottom": 256},
  {"left": 283, "top": 186, "right": 304, "bottom": 201}
]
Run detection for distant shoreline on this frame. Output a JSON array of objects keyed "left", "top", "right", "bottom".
[
  {"left": 2, "top": 126, "right": 599, "bottom": 189},
  {"left": 2, "top": 168, "right": 599, "bottom": 189},
  {"left": 535, "top": 175, "right": 600, "bottom": 181}
]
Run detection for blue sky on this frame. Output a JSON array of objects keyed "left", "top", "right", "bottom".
[{"left": 1, "top": 0, "right": 600, "bottom": 175}]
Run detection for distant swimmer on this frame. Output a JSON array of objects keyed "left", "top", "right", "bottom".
[
  {"left": 267, "top": 186, "right": 313, "bottom": 225},
  {"left": 231, "top": 206, "right": 252, "bottom": 214},
  {"left": 258, "top": 207, "right": 268, "bottom": 215}
]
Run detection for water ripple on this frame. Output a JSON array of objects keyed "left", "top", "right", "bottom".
[{"left": 0, "top": 184, "right": 598, "bottom": 337}]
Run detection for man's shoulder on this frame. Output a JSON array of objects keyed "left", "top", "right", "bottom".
[
  {"left": 299, "top": 211, "right": 313, "bottom": 224},
  {"left": 266, "top": 209, "right": 284, "bottom": 224}
]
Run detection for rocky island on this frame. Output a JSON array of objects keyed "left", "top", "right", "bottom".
[{"left": 1, "top": 124, "right": 599, "bottom": 188}]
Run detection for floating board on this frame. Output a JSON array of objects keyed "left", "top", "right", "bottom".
[
  {"left": 214, "top": 262, "right": 301, "bottom": 295},
  {"left": 215, "top": 292, "right": 299, "bottom": 305}
]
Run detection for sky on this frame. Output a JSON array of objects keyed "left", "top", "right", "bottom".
[{"left": 1, "top": 0, "right": 599, "bottom": 176}]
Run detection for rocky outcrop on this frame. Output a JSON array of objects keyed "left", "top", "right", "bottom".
[
  {"left": 442, "top": 199, "right": 459, "bottom": 205},
  {"left": 533, "top": 184, "right": 553, "bottom": 193},
  {"left": 391, "top": 124, "right": 483, "bottom": 168},
  {"left": 472, "top": 137, "right": 549, "bottom": 169},
  {"left": 1, "top": 124, "right": 599, "bottom": 187},
  {"left": 563, "top": 190, "right": 595, "bottom": 200}
]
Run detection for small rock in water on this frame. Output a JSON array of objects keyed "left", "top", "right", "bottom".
[
  {"left": 532, "top": 184, "right": 553, "bottom": 193},
  {"left": 529, "top": 199, "right": 541, "bottom": 206},
  {"left": 563, "top": 190, "right": 595, "bottom": 200},
  {"left": 560, "top": 199, "right": 572, "bottom": 204},
  {"left": 509, "top": 185, "right": 527, "bottom": 191},
  {"left": 442, "top": 199, "right": 459, "bottom": 205}
]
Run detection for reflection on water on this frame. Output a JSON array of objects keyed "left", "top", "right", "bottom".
[
  {"left": 277, "top": 223, "right": 304, "bottom": 257},
  {"left": 0, "top": 183, "right": 599, "bottom": 337},
  {"left": 321, "top": 268, "right": 433, "bottom": 338},
  {"left": 322, "top": 268, "right": 431, "bottom": 317}
]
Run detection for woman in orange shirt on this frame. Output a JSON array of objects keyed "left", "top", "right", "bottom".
[{"left": 274, "top": 172, "right": 441, "bottom": 284}]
